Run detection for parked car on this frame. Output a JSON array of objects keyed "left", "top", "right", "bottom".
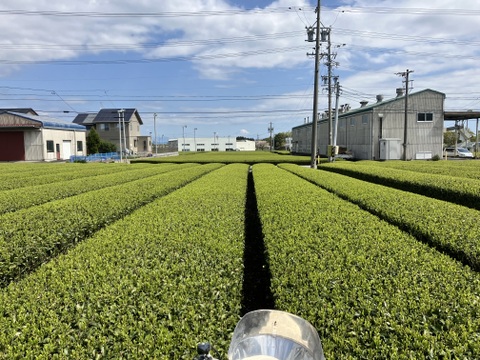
[{"left": 444, "top": 147, "right": 474, "bottom": 158}]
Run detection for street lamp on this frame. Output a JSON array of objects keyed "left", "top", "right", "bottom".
[{"left": 194, "top": 128, "right": 197, "bottom": 152}]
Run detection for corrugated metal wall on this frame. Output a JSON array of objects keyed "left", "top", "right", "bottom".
[{"left": 292, "top": 90, "right": 445, "bottom": 160}]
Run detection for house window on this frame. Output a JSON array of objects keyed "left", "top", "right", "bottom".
[
  {"left": 100, "top": 123, "right": 110, "bottom": 131},
  {"left": 46, "top": 140, "right": 54, "bottom": 153},
  {"left": 77, "top": 141, "right": 83, "bottom": 152},
  {"left": 350, "top": 118, "right": 356, "bottom": 127},
  {"left": 134, "top": 139, "right": 137, "bottom": 147},
  {"left": 362, "top": 115, "right": 369, "bottom": 125},
  {"left": 417, "top": 113, "right": 433, "bottom": 122}
]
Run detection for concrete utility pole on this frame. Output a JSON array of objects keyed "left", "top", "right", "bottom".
[
  {"left": 183, "top": 125, "right": 187, "bottom": 151},
  {"left": 268, "top": 122, "right": 274, "bottom": 151},
  {"left": 325, "top": 28, "right": 333, "bottom": 162},
  {"left": 307, "top": 0, "right": 321, "bottom": 169},
  {"left": 333, "top": 78, "right": 341, "bottom": 153},
  {"left": 120, "top": 109, "right": 127, "bottom": 156},
  {"left": 153, "top": 112, "right": 157, "bottom": 155},
  {"left": 476, "top": 118, "right": 479, "bottom": 158},
  {"left": 194, "top": 128, "right": 197, "bottom": 152},
  {"left": 396, "top": 69, "right": 414, "bottom": 160},
  {"left": 117, "top": 109, "right": 123, "bottom": 162}
]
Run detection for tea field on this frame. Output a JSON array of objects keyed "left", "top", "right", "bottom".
[{"left": 0, "top": 160, "right": 479, "bottom": 359}]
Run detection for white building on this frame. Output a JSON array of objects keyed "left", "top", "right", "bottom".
[
  {"left": 0, "top": 110, "right": 86, "bottom": 161},
  {"left": 176, "top": 137, "right": 256, "bottom": 152}
]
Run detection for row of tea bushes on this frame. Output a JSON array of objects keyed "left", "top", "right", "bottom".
[
  {"left": 353, "top": 160, "right": 480, "bottom": 180},
  {"left": 0, "top": 163, "right": 189, "bottom": 215},
  {"left": 320, "top": 161, "right": 480, "bottom": 210},
  {"left": 253, "top": 164, "right": 480, "bottom": 359},
  {"left": 0, "top": 163, "right": 222, "bottom": 287},
  {"left": 0, "top": 164, "right": 248, "bottom": 358},
  {"left": 280, "top": 163, "right": 480, "bottom": 271},
  {"left": 0, "top": 163, "right": 144, "bottom": 191}
]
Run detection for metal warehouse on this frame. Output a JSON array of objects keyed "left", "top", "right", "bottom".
[
  {"left": 292, "top": 88, "right": 446, "bottom": 160},
  {"left": 0, "top": 110, "right": 86, "bottom": 162}
]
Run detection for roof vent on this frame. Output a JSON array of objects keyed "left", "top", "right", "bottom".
[
  {"left": 396, "top": 88, "right": 404, "bottom": 97},
  {"left": 376, "top": 94, "right": 384, "bottom": 103},
  {"left": 360, "top": 100, "right": 368, "bottom": 107}
]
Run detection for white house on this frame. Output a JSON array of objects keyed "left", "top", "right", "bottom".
[{"left": 0, "top": 110, "right": 86, "bottom": 161}]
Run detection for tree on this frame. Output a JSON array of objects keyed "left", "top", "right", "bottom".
[
  {"left": 98, "top": 141, "right": 117, "bottom": 153},
  {"left": 236, "top": 136, "right": 255, "bottom": 141},
  {"left": 274, "top": 131, "right": 292, "bottom": 150},
  {"left": 256, "top": 140, "right": 269, "bottom": 151},
  {"left": 443, "top": 131, "right": 458, "bottom": 147},
  {"left": 86, "top": 128, "right": 101, "bottom": 154}
]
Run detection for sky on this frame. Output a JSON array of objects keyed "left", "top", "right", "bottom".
[{"left": 1, "top": 0, "right": 480, "bottom": 143}]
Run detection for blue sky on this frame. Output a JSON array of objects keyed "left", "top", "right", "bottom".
[{"left": 1, "top": 0, "right": 480, "bottom": 142}]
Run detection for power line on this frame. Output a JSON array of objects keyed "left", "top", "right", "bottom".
[
  {"left": 0, "top": 31, "right": 305, "bottom": 51},
  {"left": 0, "top": 7, "right": 313, "bottom": 18},
  {"left": 0, "top": 45, "right": 308, "bottom": 65},
  {"left": 334, "top": 6, "right": 480, "bottom": 16}
]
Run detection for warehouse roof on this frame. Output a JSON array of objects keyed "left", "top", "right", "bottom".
[
  {"left": 444, "top": 111, "right": 480, "bottom": 121},
  {"left": 0, "top": 111, "right": 86, "bottom": 131}
]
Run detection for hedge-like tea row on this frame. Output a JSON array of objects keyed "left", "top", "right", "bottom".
[
  {"left": 0, "top": 164, "right": 248, "bottom": 358},
  {"left": 253, "top": 164, "right": 480, "bottom": 358},
  {"left": 132, "top": 151, "right": 312, "bottom": 165},
  {"left": 0, "top": 163, "right": 190, "bottom": 214},
  {"left": 0, "top": 163, "right": 222, "bottom": 287},
  {"left": 0, "top": 163, "right": 144, "bottom": 191},
  {"left": 320, "top": 161, "right": 480, "bottom": 210},
  {"left": 354, "top": 160, "right": 480, "bottom": 180},
  {"left": 280, "top": 163, "right": 480, "bottom": 271}
]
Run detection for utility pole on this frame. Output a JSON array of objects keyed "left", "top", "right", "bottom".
[
  {"left": 194, "top": 128, "right": 197, "bottom": 152},
  {"left": 153, "top": 112, "right": 157, "bottom": 155},
  {"left": 268, "top": 122, "right": 274, "bottom": 151},
  {"left": 333, "top": 78, "right": 341, "bottom": 152},
  {"left": 183, "top": 125, "right": 187, "bottom": 151},
  {"left": 326, "top": 28, "right": 333, "bottom": 162},
  {"left": 396, "top": 69, "right": 414, "bottom": 160},
  {"left": 306, "top": 0, "right": 321, "bottom": 168},
  {"left": 476, "top": 118, "right": 479, "bottom": 158},
  {"left": 120, "top": 109, "right": 127, "bottom": 156},
  {"left": 117, "top": 109, "right": 123, "bottom": 162}
]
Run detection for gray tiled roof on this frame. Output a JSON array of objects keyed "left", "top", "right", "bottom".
[{"left": 93, "top": 109, "right": 141, "bottom": 124}]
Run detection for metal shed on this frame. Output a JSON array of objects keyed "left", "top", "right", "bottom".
[
  {"left": 292, "top": 89, "right": 446, "bottom": 160},
  {"left": 0, "top": 111, "right": 86, "bottom": 161}
]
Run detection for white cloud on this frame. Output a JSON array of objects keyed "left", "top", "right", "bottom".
[{"left": 0, "top": 0, "right": 479, "bottom": 136}]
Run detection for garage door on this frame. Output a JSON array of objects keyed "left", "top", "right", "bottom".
[{"left": 0, "top": 132, "right": 25, "bottom": 161}]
